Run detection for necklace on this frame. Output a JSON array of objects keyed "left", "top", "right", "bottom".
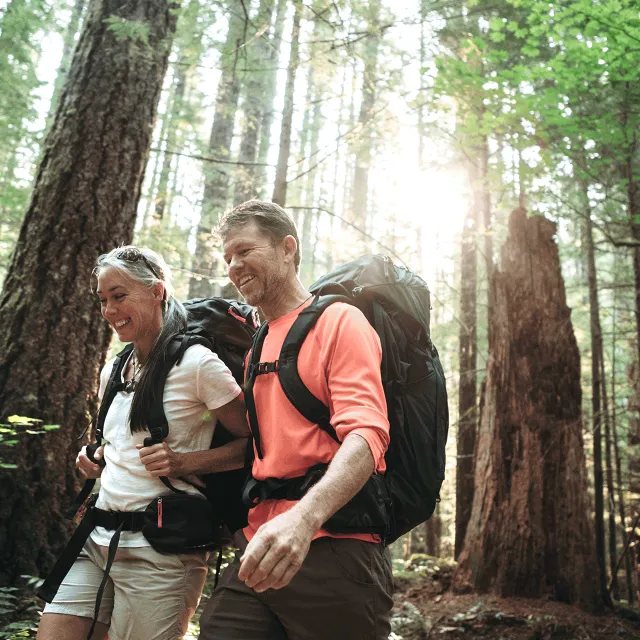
[{"left": 123, "top": 353, "right": 142, "bottom": 393}]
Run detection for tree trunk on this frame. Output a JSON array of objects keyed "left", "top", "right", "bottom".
[
  {"left": 47, "top": 0, "right": 87, "bottom": 121},
  {"left": 454, "top": 209, "right": 601, "bottom": 612},
  {"left": 255, "top": 0, "right": 287, "bottom": 192},
  {"left": 272, "top": 1, "right": 301, "bottom": 206},
  {"left": 602, "top": 355, "right": 617, "bottom": 600},
  {"left": 455, "top": 175, "right": 478, "bottom": 560},
  {"left": 0, "top": 0, "right": 177, "bottom": 586},
  {"left": 153, "top": 60, "right": 187, "bottom": 222},
  {"left": 581, "top": 179, "right": 612, "bottom": 605},
  {"left": 350, "top": 3, "right": 380, "bottom": 239},
  {"left": 611, "top": 265, "right": 635, "bottom": 603},
  {"left": 188, "top": 4, "right": 244, "bottom": 299},
  {"left": 233, "top": 0, "right": 275, "bottom": 204},
  {"left": 425, "top": 507, "right": 442, "bottom": 557}
]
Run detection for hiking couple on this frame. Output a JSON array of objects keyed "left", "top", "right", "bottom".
[{"left": 37, "top": 200, "right": 395, "bottom": 640}]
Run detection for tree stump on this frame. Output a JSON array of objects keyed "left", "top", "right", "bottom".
[{"left": 454, "top": 209, "right": 601, "bottom": 611}]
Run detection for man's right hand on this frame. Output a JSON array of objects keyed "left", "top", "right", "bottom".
[{"left": 76, "top": 445, "right": 104, "bottom": 479}]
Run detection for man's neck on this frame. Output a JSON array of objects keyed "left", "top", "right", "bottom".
[{"left": 261, "top": 281, "right": 311, "bottom": 322}]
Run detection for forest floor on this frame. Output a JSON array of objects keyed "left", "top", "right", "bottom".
[{"left": 393, "top": 563, "right": 640, "bottom": 639}]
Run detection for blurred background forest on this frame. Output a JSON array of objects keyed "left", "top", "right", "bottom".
[{"left": 0, "top": 0, "right": 640, "bottom": 637}]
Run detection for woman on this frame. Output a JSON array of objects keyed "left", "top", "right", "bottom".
[{"left": 37, "top": 246, "right": 250, "bottom": 640}]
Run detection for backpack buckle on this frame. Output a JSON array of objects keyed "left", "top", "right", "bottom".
[{"left": 255, "top": 360, "right": 279, "bottom": 375}]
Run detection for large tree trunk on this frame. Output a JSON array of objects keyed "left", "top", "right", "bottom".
[
  {"left": 272, "top": 1, "right": 302, "bottom": 206},
  {"left": 454, "top": 209, "right": 601, "bottom": 611},
  {"left": 188, "top": 3, "right": 244, "bottom": 299},
  {"left": 0, "top": 0, "right": 177, "bottom": 586}
]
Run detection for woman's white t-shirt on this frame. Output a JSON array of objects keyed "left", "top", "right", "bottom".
[{"left": 90, "top": 344, "right": 241, "bottom": 548}]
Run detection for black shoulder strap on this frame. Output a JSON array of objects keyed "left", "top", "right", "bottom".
[
  {"left": 144, "top": 333, "right": 213, "bottom": 494},
  {"left": 95, "top": 344, "right": 133, "bottom": 441},
  {"left": 66, "top": 345, "right": 133, "bottom": 519},
  {"left": 244, "top": 322, "right": 270, "bottom": 459},
  {"left": 278, "top": 295, "right": 352, "bottom": 443}
]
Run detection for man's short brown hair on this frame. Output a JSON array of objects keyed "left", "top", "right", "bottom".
[{"left": 218, "top": 200, "right": 301, "bottom": 271}]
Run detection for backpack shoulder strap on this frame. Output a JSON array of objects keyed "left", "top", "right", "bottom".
[
  {"left": 278, "top": 294, "right": 352, "bottom": 443},
  {"left": 244, "top": 322, "right": 270, "bottom": 459},
  {"left": 145, "top": 332, "right": 213, "bottom": 494},
  {"left": 145, "top": 333, "right": 211, "bottom": 444},
  {"left": 66, "top": 344, "right": 133, "bottom": 519},
  {"left": 96, "top": 343, "right": 133, "bottom": 441}
]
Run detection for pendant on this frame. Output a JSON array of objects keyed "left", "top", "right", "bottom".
[{"left": 123, "top": 380, "right": 136, "bottom": 393}]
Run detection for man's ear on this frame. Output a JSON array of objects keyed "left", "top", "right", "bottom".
[{"left": 282, "top": 235, "right": 298, "bottom": 264}]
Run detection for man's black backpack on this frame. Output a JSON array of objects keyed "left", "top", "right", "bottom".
[
  {"left": 243, "top": 254, "right": 449, "bottom": 544},
  {"left": 78, "top": 298, "right": 259, "bottom": 535}
]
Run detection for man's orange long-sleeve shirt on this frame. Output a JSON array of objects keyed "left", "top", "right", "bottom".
[{"left": 243, "top": 299, "right": 390, "bottom": 543}]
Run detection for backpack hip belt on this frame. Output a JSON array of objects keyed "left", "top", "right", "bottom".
[{"left": 242, "top": 463, "right": 392, "bottom": 540}]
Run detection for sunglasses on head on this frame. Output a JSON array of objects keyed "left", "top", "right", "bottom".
[{"left": 114, "top": 247, "right": 162, "bottom": 281}]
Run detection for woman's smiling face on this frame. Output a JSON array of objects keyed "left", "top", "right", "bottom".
[{"left": 96, "top": 266, "right": 163, "bottom": 344}]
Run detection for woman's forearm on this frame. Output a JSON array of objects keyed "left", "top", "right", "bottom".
[{"left": 180, "top": 437, "right": 248, "bottom": 475}]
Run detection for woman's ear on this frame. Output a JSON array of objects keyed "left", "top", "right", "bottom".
[{"left": 154, "top": 281, "right": 166, "bottom": 302}]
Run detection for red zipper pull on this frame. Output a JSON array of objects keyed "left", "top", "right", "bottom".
[
  {"left": 228, "top": 307, "right": 247, "bottom": 323},
  {"left": 157, "top": 497, "right": 163, "bottom": 529}
]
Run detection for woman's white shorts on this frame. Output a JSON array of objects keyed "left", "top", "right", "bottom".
[{"left": 43, "top": 537, "right": 208, "bottom": 640}]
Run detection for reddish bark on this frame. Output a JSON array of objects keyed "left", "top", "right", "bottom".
[{"left": 454, "top": 209, "right": 600, "bottom": 611}]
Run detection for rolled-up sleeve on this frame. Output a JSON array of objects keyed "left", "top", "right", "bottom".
[{"left": 320, "top": 305, "right": 390, "bottom": 472}]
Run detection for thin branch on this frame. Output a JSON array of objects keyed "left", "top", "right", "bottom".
[{"left": 150, "top": 148, "right": 274, "bottom": 167}]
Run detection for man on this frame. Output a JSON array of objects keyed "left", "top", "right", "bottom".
[{"left": 198, "top": 200, "right": 393, "bottom": 640}]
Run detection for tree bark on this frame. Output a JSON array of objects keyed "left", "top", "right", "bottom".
[
  {"left": 47, "top": 0, "right": 87, "bottom": 121},
  {"left": 454, "top": 209, "right": 601, "bottom": 612},
  {"left": 350, "top": 2, "right": 380, "bottom": 239},
  {"left": 255, "top": 0, "right": 288, "bottom": 191},
  {"left": 425, "top": 507, "right": 442, "bottom": 557},
  {"left": 272, "top": 1, "right": 302, "bottom": 206},
  {"left": 0, "top": 0, "right": 177, "bottom": 586},
  {"left": 188, "top": 3, "right": 244, "bottom": 299},
  {"left": 152, "top": 59, "right": 187, "bottom": 222},
  {"left": 455, "top": 177, "right": 478, "bottom": 560},
  {"left": 611, "top": 265, "right": 635, "bottom": 603},
  {"left": 581, "top": 180, "right": 612, "bottom": 605},
  {"left": 233, "top": 0, "right": 275, "bottom": 204}
]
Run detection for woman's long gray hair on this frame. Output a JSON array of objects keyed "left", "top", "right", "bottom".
[{"left": 94, "top": 246, "right": 187, "bottom": 434}]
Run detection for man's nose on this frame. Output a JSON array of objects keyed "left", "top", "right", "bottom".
[{"left": 228, "top": 255, "right": 242, "bottom": 275}]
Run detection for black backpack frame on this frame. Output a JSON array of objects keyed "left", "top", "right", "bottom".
[{"left": 242, "top": 255, "right": 449, "bottom": 544}]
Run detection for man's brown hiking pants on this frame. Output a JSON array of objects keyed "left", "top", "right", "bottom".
[{"left": 198, "top": 532, "right": 393, "bottom": 640}]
